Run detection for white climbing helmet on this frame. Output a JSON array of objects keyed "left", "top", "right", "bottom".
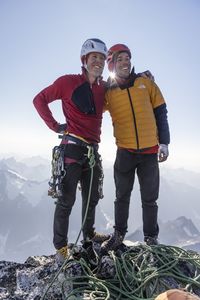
[{"left": 80, "top": 38, "right": 108, "bottom": 64}]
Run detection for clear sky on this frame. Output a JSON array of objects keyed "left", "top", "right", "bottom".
[{"left": 1, "top": 0, "right": 200, "bottom": 171}]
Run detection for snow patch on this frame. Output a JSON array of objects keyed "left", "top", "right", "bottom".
[{"left": 8, "top": 169, "right": 27, "bottom": 181}]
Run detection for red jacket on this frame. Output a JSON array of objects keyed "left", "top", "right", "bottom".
[{"left": 33, "top": 71, "right": 106, "bottom": 143}]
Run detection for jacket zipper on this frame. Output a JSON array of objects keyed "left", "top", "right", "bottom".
[
  {"left": 127, "top": 88, "right": 139, "bottom": 149},
  {"left": 89, "top": 83, "right": 96, "bottom": 114}
]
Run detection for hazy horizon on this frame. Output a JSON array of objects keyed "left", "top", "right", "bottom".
[{"left": 1, "top": 0, "right": 200, "bottom": 172}]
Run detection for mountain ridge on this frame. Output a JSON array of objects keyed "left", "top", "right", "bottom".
[{"left": 0, "top": 155, "right": 200, "bottom": 262}]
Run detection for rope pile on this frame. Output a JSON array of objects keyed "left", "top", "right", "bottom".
[{"left": 57, "top": 244, "right": 200, "bottom": 300}]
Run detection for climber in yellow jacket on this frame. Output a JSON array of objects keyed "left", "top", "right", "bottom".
[{"left": 101, "top": 44, "right": 170, "bottom": 253}]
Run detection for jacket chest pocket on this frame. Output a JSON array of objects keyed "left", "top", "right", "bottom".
[{"left": 71, "top": 82, "right": 96, "bottom": 114}]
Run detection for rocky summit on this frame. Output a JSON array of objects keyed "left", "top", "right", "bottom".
[
  {"left": 1, "top": 242, "right": 200, "bottom": 300},
  {"left": 0, "top": 255, "right": 59, "bottom": 300}
]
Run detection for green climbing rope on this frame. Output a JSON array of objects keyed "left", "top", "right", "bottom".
[{"left": 60, "top": 244, "right": 200, "bottom": 300}]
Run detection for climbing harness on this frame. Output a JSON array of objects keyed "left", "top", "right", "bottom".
[
  {"left": 48, "top": 134, "right": 104, "bottom": 200},
  {"left": 48, "top": 145, "right": 66, "bottom": 198}
]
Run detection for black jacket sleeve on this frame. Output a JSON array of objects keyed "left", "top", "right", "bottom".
[{"left": 154, "top": 103, "right": 170, "bottom": 145}]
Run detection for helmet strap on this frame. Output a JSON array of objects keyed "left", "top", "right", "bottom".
[
  {"left": 84, "top": 61, "right": 89, "bottom": 71},
  {"left": 82, "top": 57, "right": 102, "bottom": 85}
]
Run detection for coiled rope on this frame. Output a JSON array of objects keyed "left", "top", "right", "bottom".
[{"left": 59, "top": 244, "right": 200, "bottom": 300}]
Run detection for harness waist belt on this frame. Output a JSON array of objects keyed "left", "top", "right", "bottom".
[{"left": 62, "top": 134, "right": 98, "bottom": 150}]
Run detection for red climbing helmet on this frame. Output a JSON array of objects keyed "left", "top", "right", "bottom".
[{"left": 107, "top": 44, "right": 131, "bottom": 71}]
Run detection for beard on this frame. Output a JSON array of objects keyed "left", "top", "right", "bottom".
[{"left": 89, "top": 67, "right": 103, "bottom": 78}]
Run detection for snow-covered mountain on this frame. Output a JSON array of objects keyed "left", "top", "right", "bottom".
[
  {"left": 0, "top": 168, "right": 47, "bottom": 206},
  {"left": 127, "top": 216, "right": 200, "bottom": 252},
  {"left": 0, "top": 158, "right": 108, "bottom": 262},
  {"left": 100, "top": 165, "right": 200, "bottom": 234},
  {"left": 0, "top": 156, "right": 50, "bottom": 181},
  {"left": 0, "top": 155, "right": 200, "bottom": 262}
]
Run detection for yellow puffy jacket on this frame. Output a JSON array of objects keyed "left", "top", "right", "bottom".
[{"left": 105, "top": 76, "right": 168, "bottom": 150}]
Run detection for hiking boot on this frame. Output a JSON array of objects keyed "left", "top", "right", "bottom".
[
  {"left": 82, "top": 240, "right": 99, "bottom": 266},
  {"left": 91, "top": 231, "right": 110, "bottom": 243},
  {"left": 55, "top": 245, "right": 70, "bottom": 265},
  {"left": 144, "top": 236, "right": 158, "bottom": 246},
  {"left": 100, "top": 230, "right": 124, "bottom": 254}
]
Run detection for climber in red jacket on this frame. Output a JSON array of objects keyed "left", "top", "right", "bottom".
[{"left": 33, "top": 38, "right": 109, "bottom": 263}]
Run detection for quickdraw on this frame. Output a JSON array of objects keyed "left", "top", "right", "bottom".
[
  {"left": 97, "top": 156, "right": 104, "bottom": 199},
  {"left": 48, "top": 145, "right": 66, "bottom": 198}
]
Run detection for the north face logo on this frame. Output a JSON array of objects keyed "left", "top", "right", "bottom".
[{"left": 137, "top": 84, "right": 146, "bottom": 89}]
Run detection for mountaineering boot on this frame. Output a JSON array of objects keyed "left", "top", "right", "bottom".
[
  {"left": 91, "top": 231, "right": 110, "bottom": 243},
  {"left": 84, "top": 231, "right": 110, "bottom": 243},
  {"left": 82, "top": 240, "right": 99, "bottom": 266},
  {"left": 144, "top": 236, "right": 158, "bottom": 246},
  {"left": 100, "top": 230, "right": 125, "bottom": 254},
  {"left": 55, "top": 245, "right": 70, "bottom": 265}
]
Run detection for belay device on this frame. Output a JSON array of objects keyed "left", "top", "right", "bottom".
[{"left": 48, "top": 145, "right": 66, "bottom": 198}]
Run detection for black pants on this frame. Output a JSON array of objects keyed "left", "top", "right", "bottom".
[
  {"left": 53, "top": 144, "right": 101, "bottom": 249},
  {"left": 114, "top": 148, "right": 159, "bottom": 238}
]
